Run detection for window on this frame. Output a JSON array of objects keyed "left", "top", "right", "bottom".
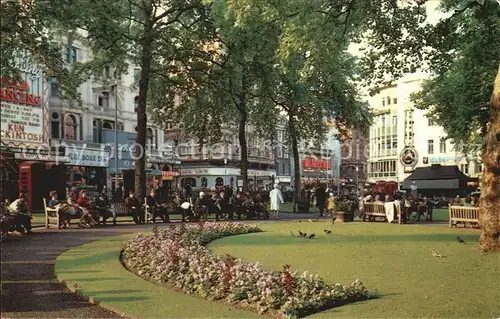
[
  {"left": 387, "top": 97, "right": 391, "bottom": 105},
  {"left": 393, "top": 97, "right": 397, "bottom": 104},
  {"left": 439, "top": 138, "right": 446, "bottom": 153},
  {"left": 104, "top": 66, "right": 111, "bottom": 78},
  {"left": 382, "top": 99, "right": 385, "bottom": 106},
  {"left": 98, "top": 92, "right": 109, "bottom": 107},
  {"left": 66, "top": 46, "right": 77, "bottom": 64},
  {"left": 277, "top": 131, "right": 283, "bottom": 142},
  {"left": 133, "top": 68, "right": 140, "bottom": 87},
  {"left": 428, "top": 118, "right": 435, "bottom": 126},
  {"left": 64, "top": 114, "right": 77, "bottom": 140},
  {"left": 146, "top": 128, "right": 155, "bottom": 149},
  {"left": 102, "top": 121, "right": 113, "bottom": 129},
  {"left": 134, "top": 96, "right": 139, "bottom": 112},
  {"left": 427, "top": 139, "right": 434, "bottom": 154},
  {"left": 391, "top": 116, "right": 397, "bottom": 125},
  {"left": 49, "top": 77, "right": 59, "bottom": 97},
  {"left": 283, "top": 146, "right": 289, "bottom": 158},
  {"left": 460, "top": 163, "right": 469, "bottom": 175},
  {"left": 277, "top": 146, "right": 283, "bottom": 158},
  {"left": 51, "top": 113, "right": 60, "bottom": 138},
  {"left": 392, "top": 138, "right": 397, "bottom": 149},
  {"left": 475, "top": 162, "right": 482, "bottom": 174}
]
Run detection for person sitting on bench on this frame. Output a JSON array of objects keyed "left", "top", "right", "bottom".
[
  {"left": 146, "top": 189, "right": 168, "bottom": 223},
  {"left": 8, "top": 193, "right": 32, "bottom": 234},
  {"left": 125, "top": 191, "right": 143, "bottom": 224}
]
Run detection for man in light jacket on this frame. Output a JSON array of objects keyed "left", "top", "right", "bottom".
[{"left": 269, "top": 184, "right": 284, "bottom": 219}]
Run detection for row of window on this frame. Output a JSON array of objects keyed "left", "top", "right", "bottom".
[
  {"left": 427, "top": 138, "right": 448, "bottom": 154},
  {"left": 276, "top": 162, "right": 290, "bottom": 176},
  {"left": 369, "top": 160, "right": 397, "bottom": 173},
  {"left": 381, "top": 96, "right": 397, "bottom": 107},
  {"left": 50, "top": 113, "right": 156, "bottom": 146}
]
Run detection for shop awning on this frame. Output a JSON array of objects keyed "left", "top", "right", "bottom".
[{"left": 402, "top": 164, "right": 470, "bottom": 190}]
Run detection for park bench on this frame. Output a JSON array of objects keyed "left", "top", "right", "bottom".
[
  {"left": 363, "top": 202, "right": 387, "bottom": 221},
  {"left": 449, "top": 205, "right": 479, "bottom": 228},
  {"left": 363, "top": 202, "right": 402, "bottom": 223},
  {"left": 43, "top": 198, "right": 60, "bottom": 229}
]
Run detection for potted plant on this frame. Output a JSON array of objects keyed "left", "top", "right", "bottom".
[{"left": 334, "top": 200, "right": 349, "bottom": 222}]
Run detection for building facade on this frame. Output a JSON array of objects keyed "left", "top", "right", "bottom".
[
  {"left": 275, "top": 117, "right": 292, "bottom": 188},
  {"left": 366, "top": 74, "right": 481, "bottom": 185},
  {"left": 164, "top": 122, "right": 276, "bottom": 191},
  {"left": 340, "top": 129, "right": 368, "bottom": 189},
  {"left": 45, "top": 42, "right": 179, "bottom": 195}
]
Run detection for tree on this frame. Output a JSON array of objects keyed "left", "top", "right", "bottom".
[
  {"left": 154, "top": 0, "right": 281, "bottom": 191},
  {"left": 359, "top": 0, "right": 499, "bottom": 251},
  {"left": 41, "top": 0, "right": 205, "bottom": 199},
  {"left": 480, "top": 65, "right": 500, "bottom": 252},
  {"left": 0, "top": 0, "right": 87, "bottom": 104},
  {"left": 410, "top": 0, "right": 500, "bottom": 156}
]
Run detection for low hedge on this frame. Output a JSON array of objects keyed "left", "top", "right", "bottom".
[{"left": 122, "top": 222, "right": 369, "bottom": 318}]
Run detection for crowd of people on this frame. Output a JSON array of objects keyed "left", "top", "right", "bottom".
[{"left": 0, "top": 177, "right": 481, "bottom": 238}]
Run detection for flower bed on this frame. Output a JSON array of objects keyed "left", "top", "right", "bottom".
[{"left": 122, "top": 222, "right": 369, "bottom": 318}]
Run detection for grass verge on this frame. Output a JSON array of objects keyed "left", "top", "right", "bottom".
[
  {"left": 55, "top": 234, "right": 261, "bottom": 318},
  {"left": 209, "top": 222, "right": 498, "bottom": 318}
]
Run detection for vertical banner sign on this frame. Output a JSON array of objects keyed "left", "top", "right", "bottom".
[{"left": 0, "top": 56, "right": 48, "bottom": 149}]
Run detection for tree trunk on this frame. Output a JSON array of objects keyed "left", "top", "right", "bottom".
[
  {"left": 134, "top": 16, "right": 154, "bottom": 201},
  {"left": 238, "top": 95, "right": 249, "bottom": 191},
  {"left": 479, "top": 64, "right": 500, "bottom": 252},
  {"left": 289, "top": 115, "right": 301, "bottom": 213}
]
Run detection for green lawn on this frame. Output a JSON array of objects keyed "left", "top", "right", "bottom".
[
  {"left": 55, "top": 222, "right": 498, "bottom": 319},
  {"left": 55, "top": 234, "right": 261, "bottom": 318},
  {"left": 210, "top": 223, "right": 498, "bottom": 318}
]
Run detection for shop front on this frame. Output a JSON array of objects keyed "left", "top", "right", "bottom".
[
  {"left": 180, "top": 167, "right": 240, "bottom": 190},
  {"left": 14, "top": 151, "right": 70, "bottom": 211},
  {"left": 0, "top": 56, "right": 56, "bottom": 208},
  {"left": 65, "top": 146, "right": 109, "bottom": 191}
]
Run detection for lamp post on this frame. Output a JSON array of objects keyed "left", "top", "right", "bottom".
[
  {"left": 224, "top": 158, "right": 228, "bottom": 187},
  {"left": 355, "top": 166, "right": 359, "bottom": 197},
  {"left": 112, "top": 84, "right": 119, "bottom": 193}
]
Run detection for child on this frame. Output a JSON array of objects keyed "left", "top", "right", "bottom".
[{"left": 327, "top": 193, "right": 336, "bottom": 217}]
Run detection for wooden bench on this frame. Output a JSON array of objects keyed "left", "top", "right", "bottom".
[
  {"left": 363, "top": 202, "right": 402, "bottom": 223},
  {"left": 363, "top": 202, "right": 387, "bottom": 221},
  {"left": 449, "top": 205, "right": 479, "bottom": 228},
  {"left": 43, "top": 198, "right": 60, "bottom": 229}
]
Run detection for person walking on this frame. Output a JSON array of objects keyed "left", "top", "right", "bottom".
[
  {"left": 269, "top": 183, "right": 284, "bottom": 219},
  {"left": 314, "top": 184, "right": 327, "bottom": 217}
]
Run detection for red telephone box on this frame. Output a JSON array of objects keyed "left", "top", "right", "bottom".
[{"left": 19, "top": 162, "right": 37, "bottom": 211}]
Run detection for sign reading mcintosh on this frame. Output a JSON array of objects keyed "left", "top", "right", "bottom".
[{"left": 0, "top": 56, "right": 48, "bottom": 149}]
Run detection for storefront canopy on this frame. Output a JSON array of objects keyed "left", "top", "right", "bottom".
[{"left": 402, "top": 165, "right": 471, "bottom": 190}]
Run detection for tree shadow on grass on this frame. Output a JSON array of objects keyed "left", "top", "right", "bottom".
[
  {"left": 72, "top": 277, "right": 122, "bottom": 282},
  {"left": 86, "top": 289, "right": 143, "bottom": 296},
  {"left": 211, "top": 233, "right": 480, "bottom": 246},
  {"left": 58, "top": 251, "right": 120, "bottom": 268},
  {"left": 95, "top": 295, "right": 149, "bottom": 303}
]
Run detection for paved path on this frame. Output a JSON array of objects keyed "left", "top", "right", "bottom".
[
  {"left": 0, "top": 214, "right": 315, "bottom": 318},
  {"left": 1, "top": 215, "right": 448, "bottom": 318}
]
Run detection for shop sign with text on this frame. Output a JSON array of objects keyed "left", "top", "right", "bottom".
[
  {"left": 0, "top": 56, "right": 47, "bottom": 148},
  {"left": 66, "top": 148, "right": 109, "bottom": 167}
]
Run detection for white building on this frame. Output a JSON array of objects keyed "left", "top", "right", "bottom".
[
  {"left": 366, "top": 74, "right": 481, "bottom": 185},
  {"left": 48, "top": 42, "right": 178, "bottom": 192}
]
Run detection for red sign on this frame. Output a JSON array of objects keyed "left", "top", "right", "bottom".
[
  {"left": 302, "top": 158, "right": 331, "bottom": 170},
  {"left": 0, "top": 78, "right": 41, "bottom": 107}
]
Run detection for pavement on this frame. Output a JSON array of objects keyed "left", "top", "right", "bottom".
[{"left": 0, "top": 214, "right": 448, "bottom": 318}]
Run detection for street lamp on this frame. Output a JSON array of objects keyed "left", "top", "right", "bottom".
[
  {"left": 355, "top": 166, "right": 359, "bottom": 197},
  {"left": 224, "top": 158, "right": 228, "bottom": 187},
  {"left": 112, "top": 84, "right": 119, "bottom": 194}
]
